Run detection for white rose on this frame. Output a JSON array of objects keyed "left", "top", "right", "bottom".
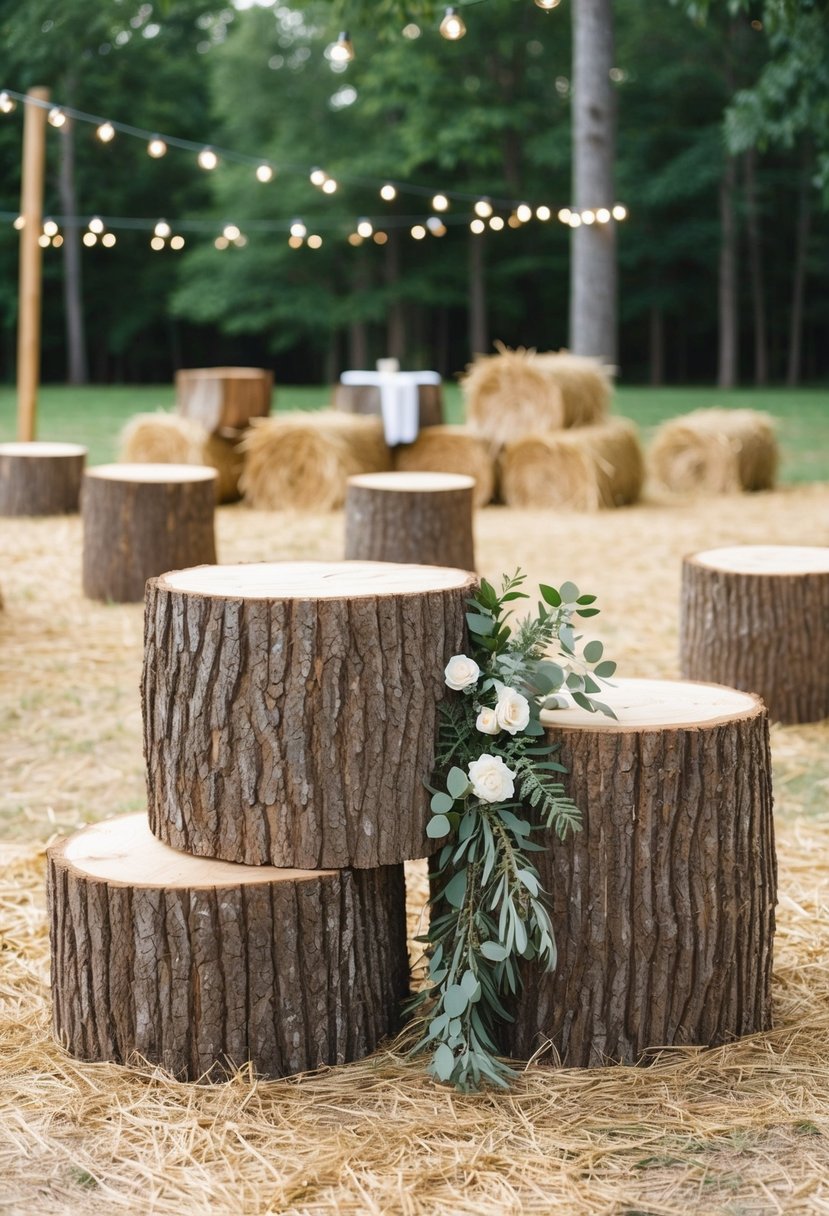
[
  {"left": 444, "top": 654, "right": 480, "bottom": 691},
  {"left": 476, "top": 706, "right": 499, "bottom": 735},
  {"left": 468, "top": 754, "right": 516, "bottom": 804},
  {"left": 495, "top": 686, "right": 531, "bottom": 735}
]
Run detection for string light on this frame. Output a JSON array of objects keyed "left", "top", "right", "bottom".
[
  {"left": 357, "top": 218, "right": 373, "bottom": 238},
  {"left": 321, "top": 178, "right": 338, "bottom": 194},
  {"left": 96, "top": 121, "right": 115, "bottom": 143},
  {"left": 102, "top": 232, "right": 117, "bottom": 247},
  {"left": 612, "top": 204, "right": 627, "bottom": 220},
  {"left": 474, "top": 199, "right": 493, "bottom": 219},
  {"left": 470, "top": 218, "right": 485, "bottom": 234},
  {"left": 582, "top": 209, "right": 595, "bottom": 225},
  {"left": 536, "top": 205, "right": 551, "bottom": 221},
  {"left": 88, "top": 217, "right": 105, "bottom": 234},
  {"left": 568, "top": 213, "right": 581, "bottom": 227},
  {"left": 43, "top": 219, "right": 59, "bottom": 238},
  {"left": 432, "top": 193, "right": 449, "bottom": 212},
  {"left": 147, "top": 137, "right": 167, "bottom": 158},
  {"left": 557, "top": 208, "right": 571, "bottom": 223},
  {"left": 0, "top": 91, "right": 16, "bottom": 113},
  {"left": 380, "top": 184, "right": 397, "bottom": 201},
  {"left": 507, "top": 213, "right": 521, "bottom": 229},
  {"left": 427, "top": 217, "right": 447, "bottom": 236},
  {"left": 214, "top": 235, "right": 229, "bottom": 250},
  {"left": 347, "top": 232, "right": 363, "bottom": 246},
  {"left": 38, "top": 234, "right": 50, "bottom": 249},
  {"left": 170, "top": 235, "right": 185, "bottom": 250},
  {"left": 310, "top": 167, "right": 327, "bottom": 186},
  {"left": 534, "top": 0, "right": 561, "bottom": 8},
  {"left": 150, "top": 235, "right": 165, "bottom": 250},
  {"left": 222, "top": 224, "right": 240, "bottom": 241},
  {"left": 83, "top": 232, "right": 98, "bottom": 247},
  {"left": 328, "top": 32, "right": 354, "bottom": 64},
  {"left": 489, "top": 215, "right": 505, "bottom": 231},
  {"left": 256, "top": 163, "right": 273, "bottom": 182},
  {"left": 51, "top": 234, "right": 63, "bottom": 248},
  {"left": 307, "top": 234, "right": 323, "bottom": 249},
  {"left": 288, "top": 234, "right": 304, "bottom": 248},
  {"left": 197, "top": 147, "right": 218, "bottom": 170},
  {"left": 516, "top": 203, "right": 533, "bottom": 223},
  {"left": 290, "top": 220, "right": 307, "bottom": 238},
  {"left": 13, "top": 215, "right": 24, "bottom": 230},
  {"left": 411, "top": 224, "right": 426, "bottom": 240},
  {"left": 47, "top": 107, "right": 67, "bottom": 128},
  {"left": 439, "top": 7, "right": 466, "bottom": 40},
  {"left": 373, "top": 231, "right": 388, "bottom": 245},
  {"left": 596, "top": 208, "right": 611, "bottom": 223}
]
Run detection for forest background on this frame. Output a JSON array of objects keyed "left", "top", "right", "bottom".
[{"left": 0, "top": 0, "right": 827, "bottom": 389}]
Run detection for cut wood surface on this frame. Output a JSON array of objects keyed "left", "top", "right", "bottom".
[
  {"left": 504, "top": 678, "right": 776, "bottom": 1067},
  {"left": 144, "top": 560, "right": 476, "bottom": 868},
  {"left": 345, "top": 472, "right": 476, "bottom": 570},
  {"left": 0, "top": 441, "right": 86, "bottom": 516},
  {"left": 82, "top": 463, "right": 217, "bottom": 603},
  {"left": 681, "top": 546, "right": 829, "bottom": 724},
  {"left": 118, "top": 413, "right": 243, "bottom": 503},
  {"left": 48, "top": 814, "right": 409, "bottom": 1080},
  {"left": 175, "top": 366, "right": 273, "bottom": 433},
  {"left": 333, "top": 382, "right": 444, "bottom": 429}
]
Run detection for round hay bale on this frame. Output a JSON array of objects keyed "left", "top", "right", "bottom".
[
  {"left": 117, "top": 412, "right": 243, "bottom": 503},
  {"left": 532, "top": 351, "right": 613, "bottom": 428},
  {"left": 239, "top": 412, "right": 392, "bottom": 511},
  {"left": 462, "top": 346, "right": 565, "bottom": 447},
  {"left": 393, "top": 425, "right": 495, "bottom": 508},
  {"left": 499, "top": 417, "right": 644, "bottom": 511},
  {"left": 649, "top": 408, "right": 779, "bottom": 496}
]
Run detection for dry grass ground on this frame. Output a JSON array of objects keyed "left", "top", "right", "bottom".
[{"left": 2, "top": 483, "right": 829, "bottom": 1215}]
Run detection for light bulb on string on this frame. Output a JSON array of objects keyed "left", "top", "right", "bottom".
[
  {"left": 48, "top": 107, "right": 67, "bottom": 128},
  {"left": 321, "top": 178, "right": 338, "bottom": 194},
  {"left": 439, "top": 7, "right": 466, "bottom": 40},
  {"left": 38, "top": 233, "right": 50, "bottom": 249},
  {"left": 154, "top": 220, "right": 172, "bottom": 239},
  {"left": 96, "top": 121, "right": 115, "bottom": 143},
  {"left": 596, "top": 208, "right": 611, "bottom": 223},
  {"left": 43, "top": 219, "right": 59, "bottom": 238},
  {"left": 347, "top": 233, "right": 363, "bottom": 246},
  {"left": 310, "top": 167, "right": 327, "bottom": 186},
  {"left": 612, "top": 204, "right": 627, "bottom": 220},
  {"left": 411, "top": 224, "right": 426, "bottom": 240},
  {"left": 380, "top": 183, "right": 397, "bottom": 201},
  {"left": 102, "top": 232, "right": 117, "bottom": 248},
  {"left": 13, "top": 215, "right": 24, "bottom": 230},
  {"left": 568, "top": 213, "right": 581, "bottom": 228},
  {"left": 470, "top": 218, "right": 485, "bottom": 234},
  {"left": 0, "top": 91, "right": 16, "bottom": 114},
  {"left": 197, "top": 147, "right": 218, "bottom": 170},
  {"left": 507, "top": 213, "right": 521, "bottom": 229},
  {"left": 288, "top": 235, "right": 304, "bottom": 249},
  {"left": 516, "top": 203, "right": 532, "bottom": 223},
  {"left": 83, "top": 232, "right": 98, "bottom": 247},
  {"left": 582, "top": 209, "right": 595, "bottom": 225},
  {"left": 536, "top": 205, "right": 551, "bottom": 221},
  {"left": 147, "top": 137, "right": 167, "bottom": 158},
  {"left": 51, "top": 234, "right": 63, "bottom": 248},
  {"left": 357, "top": 219, "right": 373, "bottom": 238},
  {"left": 234, "top": 234, "right": 248, "bottom": 248},
  {"left": 328, "top": 31, "right": 354, "bottom": 64},
  {"left": 256, "top": 163, "right": 274, "bottom": 183},
  {"left": 557, "top": 208, "right": 571, "bottom": 224},
  {"left": 88, "top": 217, "right": 105, "bottom": 235},
  {"left": 373, "top": 231, "right": 388, "bottom": 245},
  {"left": 222, "top": 224, "right": 241, "bottom": 241},
  {"left": 170, "top": 235, "right": 185, "bottom": 250},
  {"left": 426, "top": 217, "right": 447, "bottom": 236},
  {"left": 214, "top": 236, "right": 229, "bottom": 250},
  {"left": 432, "top": 193, "right": 449, "bottom": 212},
  {"left": 489, "top": 215, "right": 505, "bottom": 231},
  {"left": 150, "top": 235, "right": 165, "bottom": 250},
  {"left": 534, "top": 0, "right": 561, "bottom": 9},
  {"left": 307, "top": 234, "right": 323, "bottom": 249},
  {"left": 290, "top": 220, "right": 307, "bottom": 239},
  {"left": 474, "top": 198, "right": 493, "bottom": 219}
]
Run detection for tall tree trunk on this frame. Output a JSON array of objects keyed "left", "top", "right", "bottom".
[
  {"left": 649, "top": 304, "right": 664, "bottom": 385},
  {"left": 468, "top": 232, "right": 488, "bottom": 357},
  {"left": 58, "top": 108, "right": 88, "bottom": 385},
  {"left": 743, "top": 149, "right": 768, "bottom": 386},
  {"left": 385, "top": 232, "right": 405, "bottom": 361},
  {"left": 717, "top": 154, "right": 739, "bottom": 388},
  {"left": 786, "top": 154, "right": 811, "bottom": 388},
  {"left": 570, "top": 0, "right": 617, "bottom": 363}
]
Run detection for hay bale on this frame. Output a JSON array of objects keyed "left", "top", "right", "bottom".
[
  {"left": 118, "top": 412, "right": 244, "bottom": 503},
  {"left": 393, "top": 425, "right": 496, "bottom": 508},
  {"left": 239, "top": 412, "right": 392, "bottom": 511},
  {"left": 649, "top": 408, "right": 778, "bottom": 496},
  {"left": 462, "top": 345, "right": 611, "bottom": 446},
  {"left": 499, "top": 417, "right": 644, "bottom": 511}
]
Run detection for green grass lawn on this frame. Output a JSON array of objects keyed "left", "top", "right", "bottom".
[{"left": 0, "top": 382, "right": 826, "bottom": 481}]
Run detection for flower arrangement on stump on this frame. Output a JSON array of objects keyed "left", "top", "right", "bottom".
[{"left": 410, "top": 570, "right": 616, "bottom": 1090}]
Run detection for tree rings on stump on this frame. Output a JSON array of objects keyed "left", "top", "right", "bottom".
[
  {"left": 345, "top": 472, "right": 476, "bottom": 570},
  {"left": 82, "top": 463, "right": 217, "bottom": 603},
  {"left": 48, "top": 814, "right": 409, "bottom": 1080},
  {"left": 681, "top": 545, "right": 829, "bottom": 724},
  {"left": 143, "top": 560, "right": 476, "bottom": 868},
  {"left": 504, "top": 678, "right": 776, "bottom": 1067},
  {"left": 0, "top": 441, "right": 87, "bottom": 516}
]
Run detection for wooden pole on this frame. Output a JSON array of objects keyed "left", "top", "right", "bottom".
[{"left": 17, "top": 87, "right": 49, "bottom": 442}]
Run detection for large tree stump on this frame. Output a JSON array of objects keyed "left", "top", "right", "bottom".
[
  {"left": 175, "top": 367, "right": 273, "bottom": 432},
  {"left": 345, "top": 472, "right": 476, "bottom": 570},
  {"left": 681, "top": 545, "right": 829, "bottom": 725},
  {"left": 0, "top": 441, "right": 86, "bottom": 516},
  {"left": 82, "top": 463, "right": 217, "bottom": 603},
  {"left": 144, "top": 561, "right": 476, "bottom": 868},
  {"left": 504, "top": 678, "right": 776, "bottom": 1067},
  {"left": 333, "top": 382, "right": 443, "bottom": 430},
  {"left": 48, "top": 814, "right": 409, "bottom": 1080}
]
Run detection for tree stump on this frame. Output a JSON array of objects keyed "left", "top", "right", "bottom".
[
  {"left": 175, "top": 367, "right": 273, "bottom": 432},
  {"left": 504, "top": 678, "right": 776, "bottom": 1067},
  {"left": 0, "top": 441, "right": 86, "bottom": 516},
  {"left": 333, "top": 382, "right": 443, "bottom": 430},
  {"left": 144, "top": 561, "right": 476, "bottom": 868},
  {"left": 48, "top": 814, "right": 409, "bottom": 1080},
  {"left": 345, "top": 472, "right": 476, "bottom": 570},
  {"left": 681, "top": 545, "right": 829, "bottom": 725},
  {"left": 82, "top": 463, "right": 217, "bottom": 603}
]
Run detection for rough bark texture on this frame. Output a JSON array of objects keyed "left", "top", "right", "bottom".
[
  {"left": 82, "top": 471, "right": 217, "bottom": 603},
  {"left": 332, "top": 383, "right": 444, "bottom": 430},
  {"left": 681, "top": 558, "right": 829, "bottom": 724},
  {"left": 504, "top": 702, "right": 776, "bottom": 1066},
  {"left": 175, "top": 368, "right": 273, "bottom": 433},
  {"left": 344, "top": 478, "right": 475, "bottom": 570},
  {"left": 570, "top": 0, "right": 617, "bottom": 364},
  {"left": 143, "top": 572, "right": 474, "bottom": 868},
  {"left": 48, "top": 842, "right": 409, "bottom": 1081},
  {"left": 0, "top": 446, "right": 86, "bottom": 516}
]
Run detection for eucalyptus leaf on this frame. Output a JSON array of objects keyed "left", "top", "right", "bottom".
[
  {"left": 447, "top": 766, "right": 470, "bottom": 799},
  {"left": 583, "top": 640, "right": 604, "bottom": 663},
  {"left": 431, "top": 791, "right": 454, "bottom": 815},
  {"left": 559, "top": 581, "right": 580, "bottom": 603},
  {"left": 443, "top": 984, "right": 469, "bottom": 1017},
  {"left": 433, "top": 1042, "right": 455, "bottom": 1082},
  {"left": 443, "top": 869, "right": 467, "bottom": 908},
  {"left": 480, "top": 941, "right": 508, "bottom": 961},
  {"left": 427, "top": 814, "right": 451, "bottom": 839}
]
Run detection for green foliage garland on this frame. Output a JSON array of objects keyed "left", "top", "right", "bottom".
[{"left": 410, "top": 571, "right": 616, "bottom": 1091}]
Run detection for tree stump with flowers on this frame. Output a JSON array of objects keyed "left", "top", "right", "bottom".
[
  {"left": 49, "top": 815, "right": 409, "bottom": 1080},
  {"left": 680, "top": 545, "right": 829, "bottom": 724},
  {"left": 344, "top": 471, "right": 476, "bottom": 570},
  {"left": 143, "top": 560, "right": 477, "bottom": 869},
  {"left": 0, "top": 441, "right": 87, "bottom": 515},
  {"left": 503, "top": 678, "right": 777, "bottom": 1068}
]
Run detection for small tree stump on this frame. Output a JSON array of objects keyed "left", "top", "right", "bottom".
[
  {"left": 333, "top": 382, "right": 443, "bottom": 430},
  {"left": 504, "top": 678, "right": 776, "bottom": 1067},
  {"left": 82, "top": 463, "right": 217, "bottom": 603},
  {"left": 175, "top": 367, "right": 273, "bottom": 432},
  {"left": 681, "top": 545, "right": 829, "bottom": 725},
  {"left": 144, "top": 561, "right": 476, "bottom": 868},
  {"left": 345, "top": 472, "right": 476, "bottom": 570},
  {"left": 0, "top": 441, "right": 87, "bottom": 516},
  {"left": 48, "top": 814, "right": 409, "bottom": 1080}
]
